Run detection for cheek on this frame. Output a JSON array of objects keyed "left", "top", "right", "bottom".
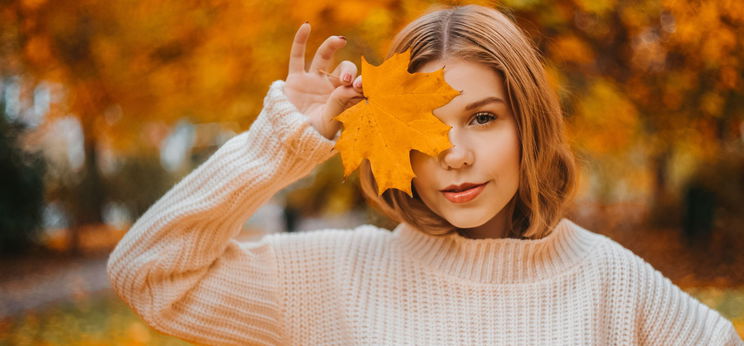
[
  {"left": 410, "top": 154, "right": 426, "bottom": 192},
  {"left": 410, "top": 152, "right": 441, "bottom": 208},
  {"left": 410, "top": 151, "right": 434, "bottom": 182},
  {"left": 480, "top": 132, "right": 521, "bottom": 181}
]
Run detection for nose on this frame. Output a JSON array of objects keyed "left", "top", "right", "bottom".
[{"left": 439, "top": 130, "right": 473, "bottom": 170}]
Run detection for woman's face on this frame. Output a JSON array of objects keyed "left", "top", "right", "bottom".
[{"left": 411, "top": 58, "right": 521, "bottom": 238}]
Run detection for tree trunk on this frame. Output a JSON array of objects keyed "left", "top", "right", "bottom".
[
  {"left": 67, "top": 125, "right": 105, "bottom": 255},
  {"left": 652, "top": 150, "right": 669, "bottom": 204},
  {"left": 649, "top": 149, "right": 676, "bottom": 227}
]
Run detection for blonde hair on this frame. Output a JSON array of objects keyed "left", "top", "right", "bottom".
[{"left": 359, "top": 4, "right": 578, "bottom": 239}]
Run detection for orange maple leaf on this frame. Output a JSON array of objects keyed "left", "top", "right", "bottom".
[{"left": 334, "top": 48, "right": 461, "bottom": 196}]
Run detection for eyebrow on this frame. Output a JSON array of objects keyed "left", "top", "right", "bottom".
[{"left": 464, "top": 96, "right": 504, "bottom": 111}]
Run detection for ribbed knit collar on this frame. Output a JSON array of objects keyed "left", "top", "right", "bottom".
[{"left": 392, "top": 218, "right": 598, "bottom": 284}]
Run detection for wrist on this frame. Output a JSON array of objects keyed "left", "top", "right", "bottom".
[{"left": 309, "top": 116, "right": 340, "bottom": 140}]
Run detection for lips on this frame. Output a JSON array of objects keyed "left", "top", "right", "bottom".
[
  {"left": 440, "top": 182, "right": 488, "bottom": 203},
  {"left": 441, "top": 182, "right": 483, "bottom": 192}
]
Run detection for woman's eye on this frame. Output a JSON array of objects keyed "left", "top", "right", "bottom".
[{"left": 470, "top": 112, "right": 496, "bottom": 126}]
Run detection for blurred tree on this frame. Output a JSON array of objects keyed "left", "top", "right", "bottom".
[
  {"left": 1, "top": 0, "right": 275, "bottom": 250},
  {"left": 0, "top": 0, "right": 401, "bottom": 239},
  {"left": 0, "top": 100, "right": 46, "bottom": 256},
  {"left": 104, "top": 154, "right": 175, "bottom": 220},
  {"left": 504, "top": 0, "right": 744, "bottom": 225},
  {"left": 682, "top": 151, "right": 744, "bottom": 252}
]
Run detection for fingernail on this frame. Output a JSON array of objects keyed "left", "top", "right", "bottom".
[
  {"left": 353, "top": 79, "right": 361, "bottom": 88},
  {"left": 338, "top": 36, "right": 346, "bottom": 41},
  {"left": 343, "top": 73, "right": 351, "bottom": 83}
]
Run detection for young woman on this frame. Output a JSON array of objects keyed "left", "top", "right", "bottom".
[{"left": 107, "top": 4, "right": 742, "bottom": 345}]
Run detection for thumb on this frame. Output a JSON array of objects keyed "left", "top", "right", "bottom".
[
  {"left": 324, "top": 84, "right": 365, "bottom": 123},
  {"left": 311, "top": 85, "right": 364, "bottom": 140}
]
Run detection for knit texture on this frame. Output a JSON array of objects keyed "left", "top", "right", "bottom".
[{"left": 107, "top": 80, "right": 743, "bottom": 346}]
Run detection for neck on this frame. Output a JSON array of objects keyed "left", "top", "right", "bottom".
[{"left": 457, "top": 199, "right": 515, "bottom": 239}]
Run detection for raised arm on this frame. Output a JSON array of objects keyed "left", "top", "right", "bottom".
[
  {"left": 106, "top": 22, "right": 366, "bottom": 345},
  {"left": 105, "top": 79, "right": 337, "bottom": 344}
]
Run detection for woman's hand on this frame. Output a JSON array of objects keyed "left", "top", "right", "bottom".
[{"left": 284, "top": 22, "right": 364, "bottom": 140}]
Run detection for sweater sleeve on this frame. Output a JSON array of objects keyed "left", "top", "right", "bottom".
[
  {"left": 106, "top": 80, "right": 337, "bottom": 345},
  {"left": 637, "top": 260, "right": 744, "bottom": 345}
]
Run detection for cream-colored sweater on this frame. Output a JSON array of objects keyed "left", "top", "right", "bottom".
[{"left": 106, "top": 80, "right": 743, "bottom": 346}]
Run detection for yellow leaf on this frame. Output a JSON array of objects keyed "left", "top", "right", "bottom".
[{"left": 334, "top": 48, "right": 460, "bottom": 196}]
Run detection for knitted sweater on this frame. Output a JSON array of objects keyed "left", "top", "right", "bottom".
[{"left": 106, "top": 80, "right": 743, "bottom": 346}]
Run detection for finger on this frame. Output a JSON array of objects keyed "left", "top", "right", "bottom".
[
  {"left": 329, "top": 60, "right": 358, "bottom": 88},
  {"left": 352, "top": 76, "right": 363, "bottom": 93},
  {"left": 309, "top": 35, "right": 347, "bottom": 75},
  {"left": 325, "top": 86, "right": 365, "bottom": 130},
  {"left": 288, "top": 23, "right": 310, "bottom": 75}
]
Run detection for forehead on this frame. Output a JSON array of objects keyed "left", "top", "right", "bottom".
[{"left": 415, "top": 58, "right": 506, "bottom": 110}]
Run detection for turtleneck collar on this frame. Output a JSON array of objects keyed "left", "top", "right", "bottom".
[{"left": 392, "top": 218, "right": 599, "bottom": 284}]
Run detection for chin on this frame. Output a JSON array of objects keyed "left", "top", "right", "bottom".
[{"left": 442, "top": 211, "right": 492, "bottom": 229}]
